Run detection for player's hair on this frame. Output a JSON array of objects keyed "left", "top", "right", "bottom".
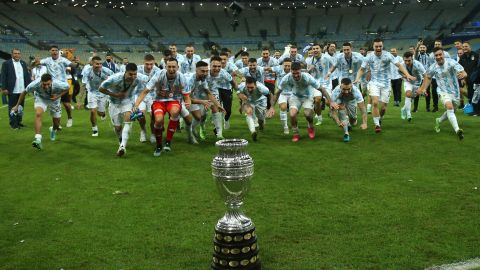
[
  {"left": 341, "top": 78, "right": 352, "bottom": 85},
  {"left": 433, "top": 47, "right": 443, "bottom": 53},
  {"left": 106, "top": 52, "right": 112, "bottom": 57},
  {"left": 403, "top": 52, "right": 414, "bottom": 58},
  {"left": 185, "top": 43, "right": 194, "bottom": 48},
  {"left": 41, "top": 73, "right": 52, "bottom": 82},
  {"left": 125, "top": 63, "right": 137, "bottom": 72},
  {"left": 50, "top": 45, "right": 59, "bottom": 50},
  {"left": 220, "top": 52, "right": 229, "bottom": 57},
  {"left": 240, "top": 51, "right": 249, "bottom": 57},
  {"left": 463, "top": 41, "right": 471, "bottom": 45},
  {"left": 144, "top": 54, "right": 155, "bottom": 61},
  {"left": 210, "top": 56, "right": 222, "bottom": 63},
  {"left": 166, "top": 57, "right": 178, "bottom": 64},
  {"left": 343, "top": 42, "right": 352, "bottom": 47},
  {"left": 290, "top": 45, "right": 298, "bottom": 49},
  {"left": 328, "top": 42, "right": 337, "bottom": 48},
  {"left": 373, "top": 38, "right": 383, "bottom": 43},
  {"left": 434, "top": 39, "right": 442, "bottom": 44},
  {"left": 11, "top": 48, "right": 20, "bottom": 53},
  {"left": 245, "top": 76, "right": 256, "bottom": 84},
  {"left": 248, "top": 58, "right": 257, "bottom": 63},
  {"left": 163, "top": 50, "right": 172, "bottom": 57},
  {"left": 169, "top": 43, "right": 177, "bottom": 47},
  {"left": 283, "top": 58, "right": 292, "bottom": 63},
  {"left": 291, "top": 62, "right": 302, "bottom": 70},
  {"left": 359, "top": 47, "right": 366, "bottom": 51},
  {"left": 454, "top": 39, "right": 463, "bottom": 43},
  {"left": 221, "top": 47, "right": 231, "bottom": 53},
  {"left": 196, "top": 61, "right": 208, "bottom": 68},
  {"left": 311, "top": 42, "right": 321, "bottom": 47},
  {"left": 262, "top": 47, "right": 270, "bottom": 51},
  {"left": 91, "top": 56, "right": 102, "bottom": 62}
]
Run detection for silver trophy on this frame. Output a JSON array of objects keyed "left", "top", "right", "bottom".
[{"left": 211, "top": 139, "right": 261, "bottom": 270}]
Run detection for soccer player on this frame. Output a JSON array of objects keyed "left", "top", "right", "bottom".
[
  {"left": 265, "top": 58, "right": 292, "bottom": 134},
  {"left": 306, "top": 43, "right": 334, "bottom": 126},
  {"left": 417, "top": 47, "right": 467, "bottom": 140},
  {"left": 82, "top": 56, "right": 114, "bottom": 136},
  {"left": 134, "top": 58, "right": 191, "bottom": 156},
  {"left": 119, "top": 57, "right": 129, "bottom": 72},
  {"left": 257, "top": 47, "right": 279, "bottom": 109},
  {"left": 413, "top": 44, "right": 434, "bottom": 112},
  {"left": 238, "top": 58, "right": 265, "bottom": 84},
  {"left": 38, "top": 45, "right": 78, "bottom": 128},
  {"left": 270, "top": 62, "right": 332, "bottom": 142},
  {"left": 428, "top": 40, "right": 451, "bottom": 112},
  {"left": 327, "top": 42, "right": 365, "bottom": 85},
  {"left": 169, "top": 43, "right": 185, "bottom": 63},
  {"left": 137, "top": 54, "right": 162, "bottom": 143},
  {"left": 354, "top": 38, "right": 415, "bottom": 133},
  {"left": 237, "top": 77, "right": 273, "bottom": 141},
  {"left": 99, "top": 63, "right": 149, "bottom": 157},
  {"left": 206, "top": 56, "right": 238, "bottom": 139},
  {"left": 400, "top": 52, "right": 426, "bottom": 122},
  {"left": 326, "top": 42, "right": 340, "bottom": 89},
  {"left": 330, "top": 78, "right": 368, "bottom": 142},
  {"left": 219, "top": 52, "right": 239, "bottom": 129},
  {"left": 187, "top": 61, "right": 225, "bottom": 144},
  {"left": 180, "top": 44, "right": 202, "bottom": 74},
  {"left": 235, "top": 51, "right": 250, "bottom": 69},
  {"left": 11, "top": 74, "right": 69, "bottom": 149},
  {"left": 278, "top": 45, "right": 305, "bottom": 65}
]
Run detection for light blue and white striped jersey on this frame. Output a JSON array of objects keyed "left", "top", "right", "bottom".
[
  {"left": 238, "top": 66, "right": 265, "bottom": 84},
  {"left": 331, "top": 84, "right": 364, "bottom": 104},
  {"left": 305, "top": 54, "right": 334, "bottom": 88},
  {"left": 185, "top": 73, "right": 210, "bottom": 100},
  {"left": 207, "top": 69, "right": 233, "bottom": 94},
  {"left": 25, "top": 78, "right": 69, "bottom": 100},
  {"left": 40, "top": 56, "right": 72, "bottom": 82},
  {"left": 417, "top": 53, "right": 434, "bottom": 69},
  {"left": 81, "top": 64, "right": 91, "bottom": 85},
  {"left": 278, "top": 72, "right": 320, "bottom": 98},
  {"left": 333, "top": 52, "right": 365, "bottom": 81},
  {"left": 100, "top": 72, "right": 149, "bottom": 104},
  {"left": 361, "top": 51, "right": 399, "bottom": 87},
  {"left": 271, "top": 65, "right": 290, "bottom": 89},
  {"left": 390, "top": 55, "right": 404, "bottom": 80},
  {"left": 235, "top": 59, "right": 248, "bottom": 69},
  {"left": 138, "top": 65, "right": 162, "bottom": 80},
  {"left": 84, "top": 67, "right": 114, "bottom": 95},
  {"left": 428, "top": 51, "right": 451, "bottom": 79},
  {"left": 257, "top": 57, "right": 279, "bottom": 81},
  {"left": 146, "top": 70, "right": 188, "bottom": 102},
  {"left": 237, "top": 81, "right": 270, "bottom": 104},
  {"left": 326, "top": 52, "right": 340, "bottom": 79},
  {"left": 180, "top": 54, "right": 202, "bottom": 74},
  {"left": 173, "top": 54, "right": 185, "bottom": 64},
  {"left": 403, "top": 60, "right": 426, "bottom": 87},
  {"left": 224, "top": 62, "right": 239, "bottom": 75},
  {"left": 426, "top": 58, "right": 464, "bottom": 98}
]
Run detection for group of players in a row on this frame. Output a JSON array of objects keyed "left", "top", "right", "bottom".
[{"left": 10, "top": 38, "right": 467, "bottom": 157}]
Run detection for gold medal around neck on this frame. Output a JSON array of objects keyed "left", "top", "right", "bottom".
[{"left": 349, "top": 69, "right": 353, "bottom": 74}]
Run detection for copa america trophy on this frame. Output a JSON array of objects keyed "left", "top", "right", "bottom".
[{"left": 211, "top": 139, "right": 261, "bottom": 270}]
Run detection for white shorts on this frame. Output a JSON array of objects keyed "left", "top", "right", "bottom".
[
  {"left": 244, "top": 102, "right": 266, "bottom": 120},
  {"left": 87, "top": 93, "right": 108, "bottom": 112},
  {"left": 181, "top": 102, "right": 190, "bottom": 118},
  {"left": 138, "top": 95, "right": 153, "bottom": 113},
  {"left": 439, "top": 92, "right": 460, "bottom": 107},
  {"left": 109, "top": 100, "right": 133, "bottom": 126},
  {"left": 368, "top": 81, "right": 390, "bottom": 103},
  {"left": 34, "top": 97, "right": 62, "bottom": 118},
  {"left": 190, "top": 103, "right": 209, "bottom": 113},
  {"left": 278, "top": 94, "right": 290, "bottom": 104},
  {"left": 403, "top": 81, "right": 419, "bottom": 97},
  {"left": 289, "top": 95, "right": 314, "bottom": 110}
]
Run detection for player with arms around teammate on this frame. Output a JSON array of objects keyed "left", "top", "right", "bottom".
[
  {"left": 417, "top": 47, "right": 467, "bottom": 140},
  {"left": 237, "top": 77, "right": 273, "bottom": 141},
  {"left": 400, "top": 52, "right": 426, "bottom": 122},
  {"left": 11, "top": 74, "right": 69, "bottom": 149},
  {"left": 269, "top": 62, "right": 332, "bottom": 142},
  {"left": 187, "top": 61, "right": 225, "bottom": 144},
  {"left": 134, "top": 58, "right": 191, "bottom": 156},
  {"left": 329, "top": 78, "right": 368, "bottom": 142},
  {"left": 99, "top": 63, "right": 148, "bottom": 157},
  {"left": 82, "top": 56, "right": 114, "bottom": 136},
  {"left": 354, "top": 38, "right": 415, "bottom": 133}
]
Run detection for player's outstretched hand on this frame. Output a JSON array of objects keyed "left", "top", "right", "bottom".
[{"left": 266, "top": 108, "right": 275, "bottom": 118}]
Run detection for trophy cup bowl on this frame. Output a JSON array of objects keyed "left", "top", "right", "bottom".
[{"left": 211, "top": 139, "right": 261, "bottom": 270}]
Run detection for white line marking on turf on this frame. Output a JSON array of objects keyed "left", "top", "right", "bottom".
[{"left": 425, "top": 258, "right": 480, "bottom": 270}]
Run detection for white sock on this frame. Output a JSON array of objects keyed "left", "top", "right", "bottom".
[
  {"left": 316, "top": 114, "right": 323, "bottom": 121},
  {"left": 92, "top": 126, "right": 98, "bottom": 131},
  {"left": 339, "top": 110, "right": 349, "bottom": 134},
  {"left": 446, "top": 109, "right": 459, "bottom": 132},
  {"left": 404, "top": 97, "right": 412, "bottom": 116},
  {"left": 280, "top": 111, "right": 288, "bottom": 128},
  {"left": 213, "top": 112, "right": 223, "bottom": 137},
  {"left": 35, "top": 134, "right": 42, "bottom": 140},
  {"left": 373, "top": 116, "right": 380, "bottom": 126},
  {"left": 439, "top": 111, "right": 448, "bottom": 122},
  {"left": 246, "top": 115, "right": 256, "bottom": 133},
  {"left": 121, "top": 122, "right": 132, "bottom": 147},
  {"left": 367, "top": 104, "right": 372, "bottom": 111}
]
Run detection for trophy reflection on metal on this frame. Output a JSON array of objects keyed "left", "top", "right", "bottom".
[{"left": 211, "top": 139, "right": 261, "bottom": 270}]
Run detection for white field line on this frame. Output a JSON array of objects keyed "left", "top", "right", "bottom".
[{"left": 425, "top": 258, "right": 480, "bottom": 270}]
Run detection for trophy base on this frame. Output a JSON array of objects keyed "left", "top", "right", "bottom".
[{"left": 211, "top": 227, "right": 261, "bottom": 270}]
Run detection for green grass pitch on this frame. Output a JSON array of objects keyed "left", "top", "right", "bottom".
[{"left": 0, "top": 96, "right": 479, "bottom": 269}]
